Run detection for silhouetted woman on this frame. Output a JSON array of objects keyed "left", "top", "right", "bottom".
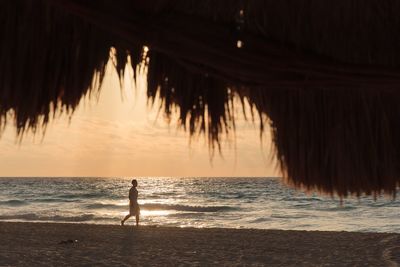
[{"left": 121, "top": 179, "right": 140, "bottom": 226}]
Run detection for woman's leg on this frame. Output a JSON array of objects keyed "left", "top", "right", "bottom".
[
  {"left": 121, "top": 214, "right": 131, "bottom": 225},
  {"left": 135, "top": 214, "right": 139, "bottom": 226}
]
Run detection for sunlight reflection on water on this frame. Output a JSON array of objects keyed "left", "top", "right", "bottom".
[{"left": 0, "top": 177, "right": 399, "bottom": 233}]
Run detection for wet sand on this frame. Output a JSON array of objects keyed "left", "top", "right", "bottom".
[{"left": 0, "top": 222, "right": 399, "bottom": 266}]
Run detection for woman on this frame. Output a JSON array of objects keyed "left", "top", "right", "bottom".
[{"left": 121, "top": 179, "right": 140, "bottom": 226}]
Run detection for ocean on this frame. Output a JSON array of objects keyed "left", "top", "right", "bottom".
[{"left": 0, "top": 177, "right": 399, "bottom": 233}]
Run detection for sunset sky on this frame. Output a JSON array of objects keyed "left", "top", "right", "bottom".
[{"left": 0, "top": 61, "right": 280, "bottom": 177}]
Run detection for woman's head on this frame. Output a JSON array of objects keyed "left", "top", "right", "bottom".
[{"left": 131, "top": 179, "right": 138, "bottom": 187}]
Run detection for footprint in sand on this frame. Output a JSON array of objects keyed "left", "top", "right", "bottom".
[{"left": 381, "top": 236, "right": 400, "bottom": 267}]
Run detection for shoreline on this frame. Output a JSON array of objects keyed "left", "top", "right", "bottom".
[
  {"left": 1, "top": 222, "right": 399, "bottom": 266},
  {"left": 1, "top": 220, "right": 400, "bottom": 234}
]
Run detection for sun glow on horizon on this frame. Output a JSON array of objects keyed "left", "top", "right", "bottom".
[{"left": 0, "top": 58, "right": 280, "bottom": 178}]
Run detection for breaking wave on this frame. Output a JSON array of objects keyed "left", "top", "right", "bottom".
[{"left": 86, "top": 202, "right": 236, "bottom": 212}]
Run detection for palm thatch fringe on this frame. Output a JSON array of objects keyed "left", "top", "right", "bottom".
[
  {"left": 1, "top": 0, "right": 400, "bottom": 196},
  {"left": 0, "top": 0, "right": 110, "bottom": 134},
  {"left": 146, "top": 50, "right": 235, "bottom": 152},
  {"left": 244, "top": 88, "right": 400, "bottom": 197}
]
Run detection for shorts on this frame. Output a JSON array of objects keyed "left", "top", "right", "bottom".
[{"left": 129, "top": 203, "right": 140, "bottom": 215}]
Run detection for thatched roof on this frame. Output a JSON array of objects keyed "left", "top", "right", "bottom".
[{"left": 1, "top": 0, "right": 400, "bottom": 197}]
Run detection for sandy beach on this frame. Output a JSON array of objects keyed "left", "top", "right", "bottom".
[{"left": 0, "top": 222, "right": 398, "bottom": 266}]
